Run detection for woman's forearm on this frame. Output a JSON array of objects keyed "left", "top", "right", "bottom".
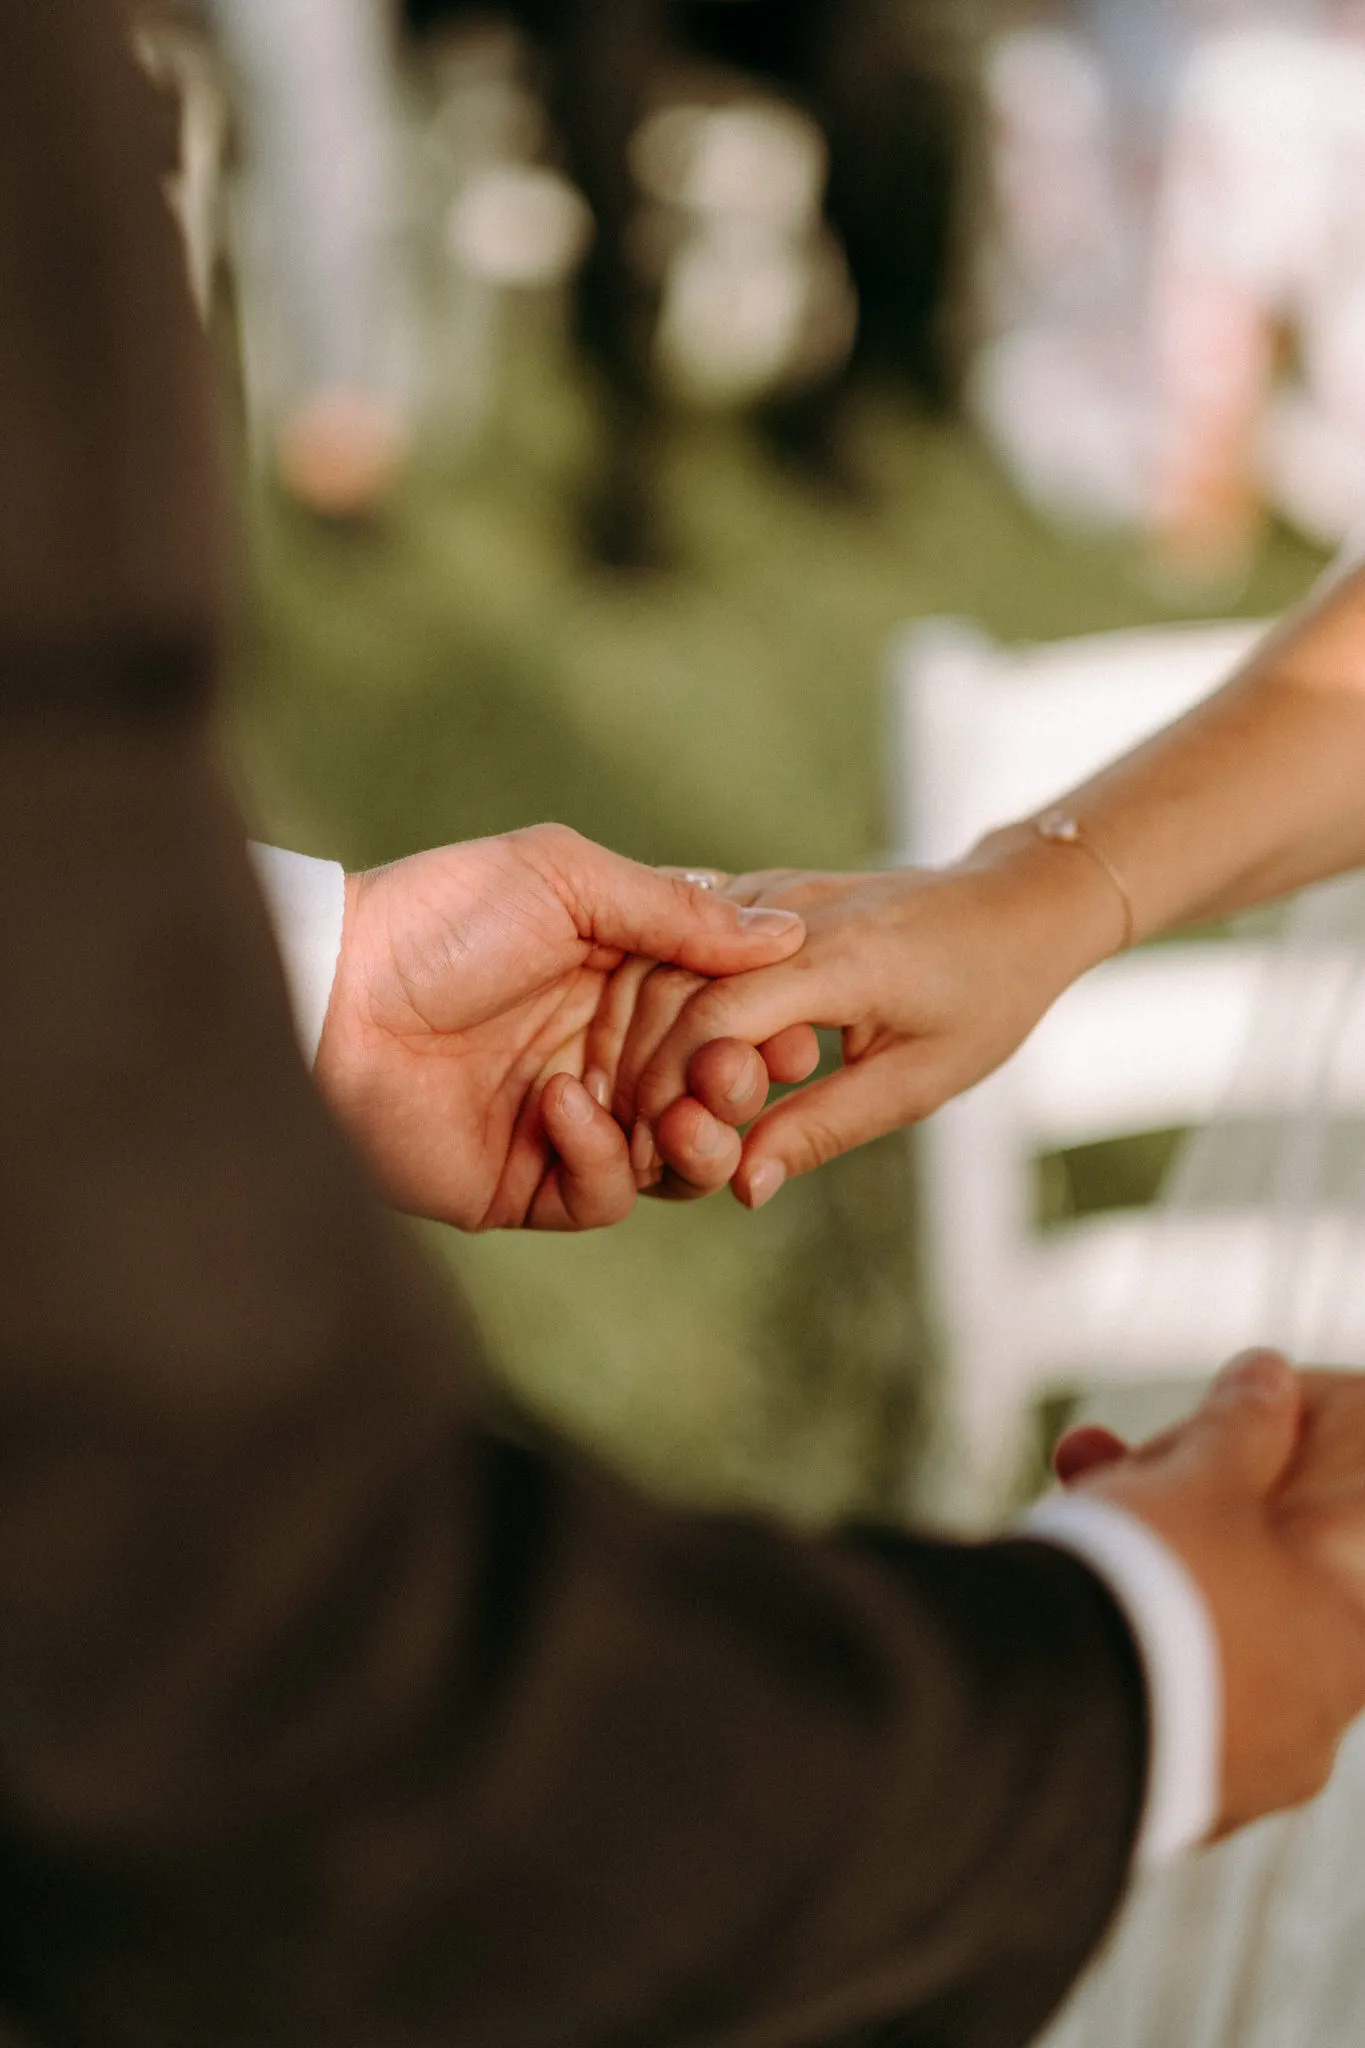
[
  {"left": 622, "top": 562, "right": 1365, "bottom": 1202},
  {"left": 978, "top": 565, "right": 1365, "bottom": 962}
]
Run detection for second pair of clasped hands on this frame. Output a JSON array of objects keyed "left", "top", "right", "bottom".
[{"left": 313, "top": 823, "right": 1365, "bottom": 1839}]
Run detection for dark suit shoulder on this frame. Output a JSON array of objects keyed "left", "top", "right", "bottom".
[{"left": 0, "top": 0, "right": 223, "bottom": 685}]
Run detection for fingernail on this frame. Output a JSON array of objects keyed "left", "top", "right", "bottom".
[
  {"left": 584, "top": 1067, "right": 611, "bottom": 1110},
  {"left": 747, "top": 1161, "right": 786, "bottom": 1209},
  {"left": 557, "top": 1077, "right": 594, "bottom": 1126},
  {"left": 691, "top": 1112, "right": 728, "bottom": 1159},
  {"left": 631, "top": 1120, "right": 661, "bottom": 1181},
  {"left": 1214, "top": 1351, "right": 1289, "bottom": 1404},
  {"left": 737, "top": 908, "right": 801, "bottom": 935},
  {"left": 725, "top": 1052, "right": 762, "bottom": 1106}
]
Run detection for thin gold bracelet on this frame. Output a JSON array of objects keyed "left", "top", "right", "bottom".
[{"left": 1034, "top": 808, "right": 1136, "bottom": 953}]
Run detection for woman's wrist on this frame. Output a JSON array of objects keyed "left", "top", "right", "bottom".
[{"left": 962, "top": 819, "right": 1137, "bottom": 984}]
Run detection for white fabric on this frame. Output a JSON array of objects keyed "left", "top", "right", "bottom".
[
  {"left": 1041, "top": 1722, "right": 1365, "bottom": 2048},
  {"left": 1025, "top": 1493, "right": 1221, "bottom": 1868},
  {"left": 248, "top": 844, "right": 345, "bottom": 1065}
]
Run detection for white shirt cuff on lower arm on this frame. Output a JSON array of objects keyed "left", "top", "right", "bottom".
[
  {"left": 1024, "top": 1492, "right": 1222, "bottom": 1867},
  {"left": 247, "top": 844, "right": 346, "bottom": 1067}
]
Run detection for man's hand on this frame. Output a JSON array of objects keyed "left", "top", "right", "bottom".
[
  {"left": 312, "top": 826, "right": 804, "bottom": 1231},
  {"left": 1056, "top": 1355, "right": 1365, "bottom": 1837},
  {"left": 592, "top": 844, "right": 1119, "bottom": 1208}
]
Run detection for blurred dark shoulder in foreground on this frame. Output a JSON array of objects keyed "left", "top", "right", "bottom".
[{"left": 0, "top": 0, "right": 223, "bottom": 699}]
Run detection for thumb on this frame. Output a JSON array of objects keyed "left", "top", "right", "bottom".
[
  {"left": 1183, "top": 1350, "right": 1302, "bottom": 1498},
  {"left": 556, "top": 839, "right": 806, "bottom": 975}
]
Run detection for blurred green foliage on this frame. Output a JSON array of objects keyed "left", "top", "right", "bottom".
[{"left": 228, "top": 362, "right": 1325, "bottom": 1523}]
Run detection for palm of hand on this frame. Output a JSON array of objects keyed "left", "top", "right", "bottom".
[{"left": 316, "top": 838, "right": 626, "bottom": 1230}]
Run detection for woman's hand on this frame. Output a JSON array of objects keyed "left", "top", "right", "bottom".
[
  {"left": 598, "top": 838, "right": 1125, "bottom": 1208},
  {"left": 311, "top": 825, "right": 804, "bottom": 1231}
]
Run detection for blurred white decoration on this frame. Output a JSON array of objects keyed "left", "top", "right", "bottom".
[
  {"left": 974, "top": 15, "right": 1365, "bottom": 570},
  {"left": 425, "top": 22, "right": 545, "bottom": 180},
  {"left": 1260, "top": 381, "right": 1365, "bottom": 546},
  {"left": 633, "top": 99, "right": 855, "bottom": 406},
  {"left": 421, "top": 24, "right": 591, "bottom": 448},
  {"left": 446, "top": 164, "right": 592, "bottom": 289},
  {"left": 212, "top": 0, "right": 413, "bottom": 483},
  {"left": 633, "top": 100, "right": 826, "bottom": 224},
  {"left": 981, "top": 30, "right": 1125, "bottom": 316},
  {"left": 655, "top": 223, "right": 853, "bottom": 406},
  {"left": 969, "top": 325, "right": 1149, "bottom": 533},
  {"left": 1159, "top": 25, "right": 1365, "bottom": 549},
  {"left": 972, "top": 29, "right": 1148, "bottom": 539}
]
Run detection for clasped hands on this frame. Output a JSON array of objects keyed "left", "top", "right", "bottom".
[
  {"left": 313, "top": 826, "right": 814, "bottom": 1232},
  {"left": 1058, "top": 1355, "right": 1365, "bottom": 1838},
  {"left": 314, "top": 823, "right": 1099, "bottom": 1233}
]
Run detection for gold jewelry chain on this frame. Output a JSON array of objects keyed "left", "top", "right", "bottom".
[{"left": 1034, "top": 808, "right": 1136, "bottom": 952}]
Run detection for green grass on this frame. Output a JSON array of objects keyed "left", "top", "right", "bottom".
[{"left": 228, "top": 358, "right": 1326, "bottom": 1523}]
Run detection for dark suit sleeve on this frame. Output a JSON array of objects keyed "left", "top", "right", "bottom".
[{"left": 0, "top": 10, "right": 1146, "bottom": 2048}]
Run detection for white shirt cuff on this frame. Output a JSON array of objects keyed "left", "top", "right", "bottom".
[
  {"left": 248, "top": 844, "right": 346, "bottom": 1067},
  {"left": 1024, "top": 1491, "right": 1222, "bottom": 1867}
]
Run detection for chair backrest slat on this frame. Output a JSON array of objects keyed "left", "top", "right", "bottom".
[{"left": 890, "top": 617, "right": 1268, "bottom": 868}]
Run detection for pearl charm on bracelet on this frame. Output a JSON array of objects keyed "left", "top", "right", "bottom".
[{"left": 1034, "top": 809, "right": 1136, "bottom": 952}]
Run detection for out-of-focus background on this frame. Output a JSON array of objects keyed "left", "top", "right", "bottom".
[{"left": 139, "top": 0, "right": 1363, "bottom": 1528}]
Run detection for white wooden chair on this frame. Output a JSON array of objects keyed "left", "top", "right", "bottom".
[{"left": 887, "top": 616, "right": 1365, "bottom": 1529}]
